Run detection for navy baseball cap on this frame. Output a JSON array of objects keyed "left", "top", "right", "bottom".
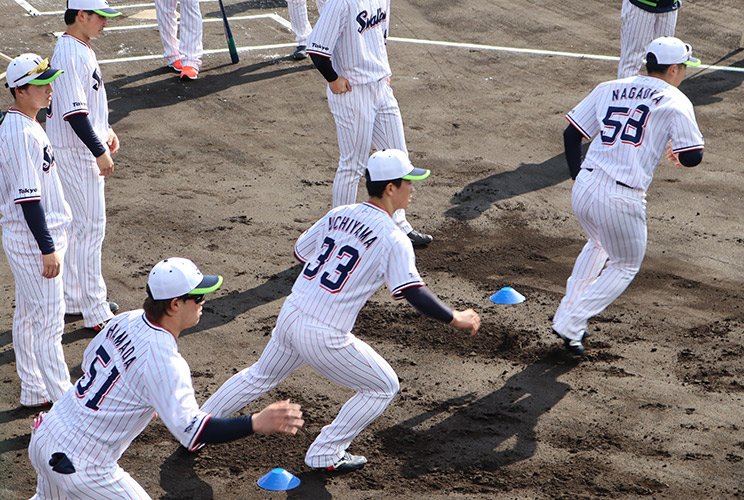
[
  {"left": 147, "top": 258, "right": 223, "bottom": 300},
  {"left": 366, "top": 149, "right": 430, "bottom": 182}
]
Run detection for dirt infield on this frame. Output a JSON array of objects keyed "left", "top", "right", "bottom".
[{"left": 1, "top": 0, "right": 743, "bottom": 498}]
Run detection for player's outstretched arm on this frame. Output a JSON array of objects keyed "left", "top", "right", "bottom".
[
  {"left": 251, "top": 400, "right": 305, "bottom": 435},
  {"left": 400, "top": 286, "right": 480, "bottom": 336},
  {"left": 450, "top": 309, "right": 480, "bottom": 336}
]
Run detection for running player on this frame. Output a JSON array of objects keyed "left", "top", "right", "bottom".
[
  {"left": 287, "top": 0, "right": 326, "bottom": 60},
  {"left": 47, "top": 0, "right": 121, "bottom": 333},
  {"left": 306, "top": 0, "right": 434, "bottom": 247},
  {"left": 202, "top": 149, "right": 480, "bottom": 472},
  {"left": 1, "top": 54, "right": 71, "bottom": 407},
  {"left": 554, "top": 37, "right": 704, "bottom": 355},
  {"left": 618, "top": 0, "right": 681, "bottom": 78},
  {"left": 28, "top": 258, "right": 304, "bottom": 498}
]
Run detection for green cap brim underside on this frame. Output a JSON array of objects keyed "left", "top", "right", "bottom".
[
  {"left": 402, "top": 169, "right": 431, "bottom": 181},
  {"left": 683, "top": 59, "right": 701, "bottom": 67},
  {"left": 93, "top": 8, "right": 122, "bottom": 17},
  {"left": 29, "top": 69, "right": 64, "bottom": 85},
  {"left": 189, "top": 275, "right": 224, "bottom": 295}
]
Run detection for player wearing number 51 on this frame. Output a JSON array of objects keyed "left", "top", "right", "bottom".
[
  {"left": 28, "top": 258, "right": 305, "bottom": 498},
  {"left": 202, "top": 149, "right": 480, "bottom": 473},
  {"left": 553, "top": 37, "right": 703, "bottom": 356}
]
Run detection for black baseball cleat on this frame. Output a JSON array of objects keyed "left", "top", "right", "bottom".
[
  {"left": 407, "top": 230, "right": 433, "bottom": 247},
  {"left": 314, "top": 453, "right": 367, "bottom": 473},
  {"left": 553, "top": 329, "right": 586, "bottom": 356},
  {"left": 292, "top": 45, "right": 308, "bottom": 60}
]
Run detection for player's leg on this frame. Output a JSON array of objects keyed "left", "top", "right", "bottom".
[
  {"left": 327, "top": 84, "right": 375, "bottom": 208},
  {"left": 62, "top": 463, "right": 151, "bottom": 500},
  {"left": 154, "top": 0, "right": 181, "bottom": 66},
  {"left": 654, "top": 8, "right": 678, "bottom": 38},
  {"left": 9, "top": 281, "right": 48, "bottom": 405},
  {"left": 556, "top": 178, "right": 647, "bottom": 338},
  {"left": 201, "top": 303, "right": 305, "bottom": 417},
  {"left": 618, "top": 0, "right": 655, "bottom": 78},
  {"left": 287, "top": 0, "right": 312, "bottom": 46},
  {"left": 62, "top": 150, "right": 113, "bottom": 328},
  {"left": 178, "top": 0, "right": 204, "bottom": 69},
  {"left": 298, "top": 324, "right": 399, "bottom": 468},
  {"left": 29, "top": 426, "right": 60, "bottom": 499}
]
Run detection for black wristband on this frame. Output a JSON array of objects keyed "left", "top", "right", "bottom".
[
  {"left": 67, "top": 113, "right": 106, "bottom": 157},
  {"left": 309, "top": 53, "right": 339, "bottom": 83},
  {"left": 20, "top": 200, "right": 55, "bottom": 255}
]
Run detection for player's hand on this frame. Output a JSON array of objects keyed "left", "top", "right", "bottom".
[
  {"left": 451, "top": 309, "right": 480, "bottom": 336},
  {"left": 251, "top": 400, "right": 304, "bottom": 435},
  {"left": 96, "top": 151, "right": 115, "bottom": 176},
  {"left": 329, "top": 76, "right": 351, "bottom": 94},
  {"left": 666, "top": 143, "right": 681, "bottom": 167},
  {"left": 107, "top": 128, "right": 120, "bottom": 155},
  {"left": 41, "top": 251, "right": 62, "bottom": 279}
]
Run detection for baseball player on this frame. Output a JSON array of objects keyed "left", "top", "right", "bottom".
[
  {"left": 554, "top": 37, "right": 704, "bottom": 355},
  {"left": 47, "top": 0, "right": 121, "bottom": 333},
  {"left": 28, "top": 258, "right": 305, "bottom": 499},
  {"left": 287, "top": 0, "right": 327, "bottom": 60},
  {"left": 306, "top": 0, "right": 434, "bottom": 247},
  {"left": 1, "top": 54, "right": 72, "bottom": 407},
  {"left": 202, "top": 149, "right": 480, "bottom": 472},
  {"left": 154, "top": 0, "right": 203, "bottom": 79},
  {"left": 618, "top": 0, "right": 681, "bottom": 78}
]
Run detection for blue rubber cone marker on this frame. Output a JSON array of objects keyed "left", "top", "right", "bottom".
[
  {"left": 489, "top": 286, "right": 526, "bottom": 305},
  {"left": 257, "top": 468, "right": 301, "bottom": 491}
]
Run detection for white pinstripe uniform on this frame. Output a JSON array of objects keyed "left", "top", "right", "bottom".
[
  {"left": 202, "top": 202, "right": 424, "bottom": 467},
  {"left": 618, "top": 0, "right": 680, "bottom": 78},
  {"left": 287, "top": 0, "right": 327, "bottom": 46},
  {"left": 0, "top": 110, "right": 73, "bottom": 405},
  {"left": 553, "top": 75, "right": 703, "bottom": 341},
  {"left": 28, "top": 310, "right": 210, "bottom": 499},
  {"left": 48, "top": 34, "right": 114, "bottom": 328},
  {"left": 155, "top": 0, "right": 203, "bottom": 69},
  {"left": 307, "top": 0, "right": 415, "bottom": 234}
]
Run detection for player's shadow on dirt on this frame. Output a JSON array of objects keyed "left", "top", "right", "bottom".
[
  {"left": 445, "top": 147, "right": 588, "bottom": 221},
  {"left": 681, "top": 50, "right": 744, "bottom": 107},
  {"left": 107, "top": 60, "right": 315, "bottom": 125},
  {"left": 379, "top": 357, "right": 575, "bottom": 474},
  {"left": 183, "top": 263, "right": 303, "bottom": 336},
  {"left": 159, "top": 447, "right": 214, "bottom": 499}
]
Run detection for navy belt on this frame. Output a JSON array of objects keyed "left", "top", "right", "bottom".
[{"left": 583, "top": 168, "right": 635, "bottom": 189}]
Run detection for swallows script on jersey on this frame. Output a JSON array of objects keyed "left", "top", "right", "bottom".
[{"left": 356, "top": 8, "right": 386, "bottom": 34}]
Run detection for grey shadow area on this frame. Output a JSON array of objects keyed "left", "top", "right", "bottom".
[
  {"left": 182, "top": 263, "right": 303, "bottom": 337},
  {"left": 681, "top": 50, "right": 744, "bottom": 106},
  {"left": 445, "top": 147, "right": 588, "bottom": 221},
  {"left": 159, "top": 446, "right": 214, "bottom": 500},
  {"left": 0, "top": 329, "right": 10, "bottom": 349},
  {"left": 106, "top": 60, "right": 316, "bottom": 126},
  {"left": 286, "top": 470, "right": 332, "bottom": 499},
  {"left": 204, "top": 0, "right": 288, "bottom": 17},
  {"left": 0, "top": 431, "right": 30, "bottom": 454},
  {"left": 379, "top": 355, "right": 576, "bottom": 476}
]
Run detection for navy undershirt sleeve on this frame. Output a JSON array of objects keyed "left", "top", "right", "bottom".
[
  {"left": 309, "top": 53, "right": 339, "bottom": 83},
  {"left": 563, "top": 124, "right": 584, "bottom": 180},
  {"left": 401, "top": 286, "right": 454, "bottom": 323},
  {"left": 198, "top": 415, "right": 253, "bottom": 445},
  {"left": 678, "top": 149, "right": 703, "bottom": 167},
  {"left": 20, "top": 201, "right": 55, "bottom": 255},
  {"left": 66, "top": 113, "right": 106, "bottom": 158}
]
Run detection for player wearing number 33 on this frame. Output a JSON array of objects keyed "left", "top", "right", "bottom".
[
  {"left": 202, "top": 149, "right": 480, "bottom": 472},
  {"left": 28, "top": 258, "right": 304, "bottom": 499},
  {"left": 553, "top": 37, "right": 703, "bottom": 355}
]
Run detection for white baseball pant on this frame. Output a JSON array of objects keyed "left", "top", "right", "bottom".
[
  {"left": 155, "top": 0, "right": 204, "bottom": 68},
  {"left": 553, "top": 168, "right": 647, "bottom": 340},
  {"left": 287, "top": 0, "right": 326, "bottom": 46},
  {"left": 202, "top": 300, "right": 400, "bottom": 467},
  {"left": 3, "top": 231, "right": 71, "bottom": 405},
  {"left": 618, "top": 0, "right": 678, "bottom": 78},
  {"left": 55, "top": 148, "right": 113, "bottom": 328},
  {"left": 29, "top": 419, "right": 150, "bottom": 499},
  {"left": 327, "top": 78, "right": 413, "bottom": 233}
]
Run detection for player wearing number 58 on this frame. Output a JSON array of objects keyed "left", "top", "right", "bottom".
[
  {"left": 28, "top": 258, "right": 305, "bottom": 498},
  {"left": 201, "top": 149, "right": 480, "bottom": 473},
  {"left": 552, "top": 37, "right": 703, "bottom": 356}
]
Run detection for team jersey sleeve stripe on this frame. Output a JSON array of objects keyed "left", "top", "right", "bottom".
[
  {"left": 306, "top": 49, "right": 332, "bottom": 57},
  {"left": 187, "top": 414, "right": 211, "bottom": 451},
  {"left": 14, "top": 195, "right": 43, "bottom": 203},
  {"left": 63, "top": 110, "right": 90, "bottom": 120},
  {"left": 391, "top": 281, "right": 425, "bottom": 300},
  {"left": 565, "top": 115, "right": 592, "bottom": 140},
  {"left": 672, "top": 144, "right": 704, "bottom": 153}
]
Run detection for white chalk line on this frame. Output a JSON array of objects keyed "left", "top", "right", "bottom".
[{"left": 98, "top": 43, "right": 296, "bottom": 64}]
